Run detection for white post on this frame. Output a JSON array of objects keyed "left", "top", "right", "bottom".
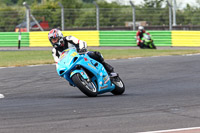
[
  {"left": 172, "top": 0, "right": 176, "bottom": 26},
  {"left": 130, "top": 1, "right": 136, "bottom": 30},
  {"left": 93, "top": 2, "right": 99, "bottom": 30},
  {"left": 167, "top": 0, "right": 172, "bottom": 30},
  {"left": 58, "top": 2, "right": 65, "bottom": 31},
  {"left": 23, "top": 2, "right": 44, "bottom": 31},
  {"left": 23, "top": 2, "right": 30, "bottom": 32}
]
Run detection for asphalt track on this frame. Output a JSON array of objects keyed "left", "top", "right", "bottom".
[{"left": 1, "top": 54, "right": 200, "bottom": 133}]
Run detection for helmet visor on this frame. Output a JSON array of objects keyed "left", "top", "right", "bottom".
[{"left": 51, "top": 37, "right": 59, "bottom": 44}]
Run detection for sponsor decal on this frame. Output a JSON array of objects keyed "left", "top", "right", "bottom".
[
  {"left": 70, "top": 72, "right": 74, "bottom": 76},
  {"left": 104, "top": 77, "right": 109, "bottom": 84},
  {"left": 103, "top": 75, "right": 108, "bottom": 81},
  {"left": 100, "top": 72, "right": 103, "bottom": 76},
  {"left": 84, "top": 58, "right": 88, "bottom": 61},
  {"left": 99, "top": 81, "right": 102, "bottom": 85},
  {"left": 81, "top": 72, "right": 84, "bottom": 75},
  {"left": 60, "top": 53, "right": 65, "bottom": 59},
  {"left": 64, "top": 49, "right": 70, "bottom": 52},
  {"left": 88, "top": 63, "right": 96, "bottom": 69},
  {"left": 100, "top": 85, "right": 108, "bottom": 90},
  {"left": 71, "top": 52, "right": 77, "bottom": 57},
  {"left": 103, "top": 75, "right": 110, "bottom": 84}
]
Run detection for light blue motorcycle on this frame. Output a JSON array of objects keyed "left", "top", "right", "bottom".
[{"left": 56, "top": 47, "right": 125, "bottom": 97}]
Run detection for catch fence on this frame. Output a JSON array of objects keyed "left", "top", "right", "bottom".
[{"left": 0, "top": 6, "right": 200, "bottom": 32}]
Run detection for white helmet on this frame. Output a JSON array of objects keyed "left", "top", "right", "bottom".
[
  {"left": 48, "top": 28, "right": 64, "bottom": 48},
  {"left": 138, "top": 26, "right": 144, "bottom": 31}
]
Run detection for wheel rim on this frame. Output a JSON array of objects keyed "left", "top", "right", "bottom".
[{"left": 79, "top": 75, "right": 97, "bottom": 92}]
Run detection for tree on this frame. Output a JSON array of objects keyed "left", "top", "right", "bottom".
[
  {"left": 82, "top": 0, "right": 95, "bottom": 3},
  {"left": 143, "top": 0, "right": 165, "bottom": 8}
]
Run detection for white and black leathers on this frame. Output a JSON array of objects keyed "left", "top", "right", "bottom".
[
  {"left": 52, "top": 36, "right": 115, "bottom": 75},
  {"left": 52, "top": 36, "right": 87, "bottom": 63}
]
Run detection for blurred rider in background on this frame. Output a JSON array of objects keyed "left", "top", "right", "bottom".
[
  {"left": 48, "top": 28, "right": 117, "bottom": 77},
  {"left": 136, "top": 26, "right": 150, "bottom": 49}
]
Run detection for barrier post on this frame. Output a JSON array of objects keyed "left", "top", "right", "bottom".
[{"left": 18, "top": 27, "right": 21, "bottom": 49}]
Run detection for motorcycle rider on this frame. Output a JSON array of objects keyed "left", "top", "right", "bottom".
[
  {"left": 48, "top": 28, "right": 117, "bottom": 77},
  {"left": 136, "top": 26, "right": 150, "bottom": 48}
]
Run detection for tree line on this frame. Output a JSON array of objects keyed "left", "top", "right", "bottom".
[{"left": 0, "top": 0, "right": 199, "bottom": 31}]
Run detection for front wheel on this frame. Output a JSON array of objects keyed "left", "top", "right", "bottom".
[
  {"left": 72, "top": 73, "right": 98, "bottom": 97},
  {"left": 111, "top": 76, "right": 125, "bottom": 95}
]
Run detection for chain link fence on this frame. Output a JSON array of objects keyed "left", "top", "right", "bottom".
[{"left": 1, "top": 6, "right": 200, "bottom": 32}]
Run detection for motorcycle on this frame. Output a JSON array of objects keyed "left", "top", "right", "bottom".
[
  {"left": 140, "top": 34, "right": 156, "bottom": 49},
  {"left": 56, "top": 47, "right": 125, "bottom": 97}
]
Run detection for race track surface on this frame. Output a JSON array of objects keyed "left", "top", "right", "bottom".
[{"left": 1, "top": 54, "right": 200, "bottom": 133}]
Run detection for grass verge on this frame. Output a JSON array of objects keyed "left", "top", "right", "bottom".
[{"left": 1, "top": 49, "right": 200, "bottom": 67}]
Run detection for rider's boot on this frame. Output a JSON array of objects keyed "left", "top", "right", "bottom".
[
  {"left": 102, "top": 61, "right": 118, "bottom": 78},
  {"left": 139, "top": 42, "right": 145, "bottom": 49}
]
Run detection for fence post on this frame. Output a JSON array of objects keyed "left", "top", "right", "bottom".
[
  {"left": 167, "top": 0, "right": 172, "bottom": 30},
  {"left": 23, "top": 2, "right": 30, "bottom": 32},
  {"left": 172, "top": 0, "right": 176, "bottom": 26},
  {"left": 130, "top": 1, "right": 136, "bottom": 30},
  {"left": 23, "top": 2, "right": 44, "bottom": 31},
  {"left": 18, "top": 26, "right": 21, "bottom": 49},
  {"left": 93, "top": 2, "right": 99, "bottom": 30},
  {"left": 30, "top": 14, "right": 44, "bottom": 31},
  {"left": 58, "top": 2, "right": 65, "bottom": 31}
]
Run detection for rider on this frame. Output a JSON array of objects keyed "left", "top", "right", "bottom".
[
  {"left": 48, "top": 28, "right": 117, "bottom": 77},
  {"left": 136, "top": 26, "right": 150, "bottom": 48}
]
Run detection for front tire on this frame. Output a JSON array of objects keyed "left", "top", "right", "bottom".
[
  {"left": 72, "top": 73, "right": 98, "bottom": 97},
  {"left": 111, "top": 76, "right": 125, "bottom": 95}
]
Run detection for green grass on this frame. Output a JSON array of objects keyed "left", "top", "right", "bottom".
[{"left": 1, "top": 49, "right": 200, "bottom": 67}]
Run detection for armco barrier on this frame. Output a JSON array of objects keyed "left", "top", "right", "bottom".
[
  {"left": 29, "top": 32, "right": 49, "bottom": 47},
  {"left": 172, "top": 31, "right": 200, "bottom": 47},
  {"left": 62, "top": 31, "right": 99, "bottom": 47},
  {"left": 1, "top": 31, "right": 200, "bottom": 47},
  {"left": 0, "top": 32, "right": 29, "bottom": 47},
  {"left": 148, "top": 31, "right": 171, "bottom": 47},
  {"left": 99, "top": 31, "right": 137, "bottom": 46},
  {"left": 29, "top": 31, "right": 99, "bottom": 47},
  {"left": 99, "top": 31, "right": 171, "bottom": 47}
]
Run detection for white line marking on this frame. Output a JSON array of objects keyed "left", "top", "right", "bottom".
[
  {"left": 0, "top": 53, "right": 200, "bottom": 70},
  {"left": 137, "top": 127, "right": 200, "bottom": 133},
  {"left": 27, "top": 64, "right": 55, "bottom": 67},
  {"left": 183, "top": 53, "right": 200, "bottom": 56},
  {"left": 0, "top": 64, "right": 56, "bottom": 70},
  {"left": 0, "top": 94, "right": 5, "bottom": 99}
]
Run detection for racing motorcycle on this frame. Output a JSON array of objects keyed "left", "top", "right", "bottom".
[
  {"left": 56, "top": 47, "right": 125, "bottom": 97},
  {"left": 141, "top": 34, "right": 156, "bottom": 49}
]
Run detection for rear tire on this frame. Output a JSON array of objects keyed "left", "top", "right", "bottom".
[
  {"left": 151, "top": 43, "right": 157, "bottom": 49},
  {"left": 72, "top": 73, "right": 98, "bottom": 97},
  {"left": 111, "top": 76, "right": 125, "bottom": 95}
]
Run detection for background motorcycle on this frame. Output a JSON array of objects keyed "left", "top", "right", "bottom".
[
  {"left": 56, "top": 47, "right": 125, "bottom": 97},
  {"left": 140, "top": 34, "right": 157, "bottom": 49}
]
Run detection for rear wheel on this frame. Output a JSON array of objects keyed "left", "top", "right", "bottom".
[
  {"left": 72, "top": 73, "right": 98, "bottom": 97},
  {"left": 111, "top": 76, "right": 125, "bottom": 95}
]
